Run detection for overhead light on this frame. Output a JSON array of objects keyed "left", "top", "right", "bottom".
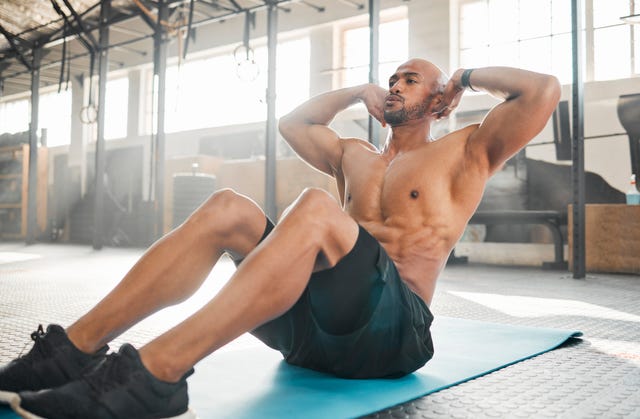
[{"left": 620, "top": 14, "right": 640, "bottom": 24}]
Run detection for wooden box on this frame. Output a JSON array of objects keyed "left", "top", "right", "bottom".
[
  {"left": 569, "top": 204, "right": 640, "bottom": 274},
  {"left": 0, "top": 144, "right": 48, "bottom": 239}
]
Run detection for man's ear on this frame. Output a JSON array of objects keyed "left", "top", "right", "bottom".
[
  {"left": 429, "top": 93, "right": 446, "bottom": 117},
  {"left": 431, "top": 91, "right": 444, "bottom": 107}
]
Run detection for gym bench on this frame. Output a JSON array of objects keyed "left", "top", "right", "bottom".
[{"left": 468, "top": 210, "right": 568, "bottom": 270}]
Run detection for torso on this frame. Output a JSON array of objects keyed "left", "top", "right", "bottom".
[{"left": 337, "top": 125, "right": 487, "bottom": 305}]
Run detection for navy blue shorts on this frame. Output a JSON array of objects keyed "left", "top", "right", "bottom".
[{"left": 237, "top": 219, "right": 434, "bottom": 379}]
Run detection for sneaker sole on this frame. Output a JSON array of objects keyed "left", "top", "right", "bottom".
[{"left": 3, "top": 393, "right": 198, "bottom": 419}]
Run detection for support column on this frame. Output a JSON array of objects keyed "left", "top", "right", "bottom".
[
  {"left": 93, "top": 0, "right": 110, "bottom": 250},
  {"left": 571, "top": 0, "right": 586, "bottom": 278},
  {"left": 153, "top": 0, "right": 169, "bottom": 238},
  {"left": 26, "top": 47, "right": 42, "bottom": 244},
  {"left": 265, "top": 2, "right": 278, "bottom": 220},
  {"left": 368, "top": 0, "right": 380, "bottom": 148}
]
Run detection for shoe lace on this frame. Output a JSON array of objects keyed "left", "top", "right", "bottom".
[
  {"left": 84, "top": 352, "right": 131, "bottom": 395},
  {"left": 18, "top": 324, "right": 48, "bottom": 361}
]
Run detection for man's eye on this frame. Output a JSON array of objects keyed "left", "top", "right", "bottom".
[{"left": 408, "top": 79, "right": 416, "bottom": 84}]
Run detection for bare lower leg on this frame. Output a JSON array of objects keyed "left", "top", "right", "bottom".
[
  {"left": 66, "top": 190, "right": 268, "bottom": 354},
  {"left": 139, "top": 189, "right": 360, "bottom": 382}
]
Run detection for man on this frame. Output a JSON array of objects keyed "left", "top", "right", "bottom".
[{"left": 0, "top": 59, "right": 560, "bottom": 418}]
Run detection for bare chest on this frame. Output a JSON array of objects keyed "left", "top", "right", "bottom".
[{"left": 342, "top": 149, "right": 453, "bottom": 223}]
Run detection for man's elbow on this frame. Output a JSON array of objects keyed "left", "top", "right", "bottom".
[
  {"left": 519, "top": 74, "right": 561, "bottom": 115},
  {"left": 278, "top": 113, "right": 295, "bottom": 139},
  {"left": 539, "top": 74, "right": 561, "bottom": 106}
]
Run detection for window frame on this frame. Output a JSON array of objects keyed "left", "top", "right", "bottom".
[
  {"left": 336, "top": 6, "right": 409, "bottom": 89},
  {"left": 457, "top": 0, "right": 639, "bottom": 83},
  {"left": 139, "top": 32, "right": 312, "bottom": 135}
]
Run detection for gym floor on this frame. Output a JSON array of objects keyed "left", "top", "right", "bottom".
[{"left": 0, "top": 242, "right": 638, "bottom": 419}]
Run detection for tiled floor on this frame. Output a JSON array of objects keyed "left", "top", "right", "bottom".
[{"left": 1, "top": 242, "right": 639, "bottom": 418}]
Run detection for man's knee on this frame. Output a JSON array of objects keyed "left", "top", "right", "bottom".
[
  {"left": 289, "top": 188, "right": 358, "bottom": 268},
  {"left": 292, "top": 188, "right": 341, "bottom": 218},
  {"left": 285, "top": 188, "right": 353, "bottom": 239},
  {"left": 186, "top": 189, "right": 258, "bottom": 234}
]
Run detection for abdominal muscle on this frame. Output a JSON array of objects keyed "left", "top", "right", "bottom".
[
  {"left": 356, "top": 217, "right": 456, "bottom": 306},
  {"left": 337, "top": 130, "right": 484, "bottom": 305}
]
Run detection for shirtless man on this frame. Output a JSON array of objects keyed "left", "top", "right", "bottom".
[{"left": 0, "top": 59, "right": 560, "bottom": 419}]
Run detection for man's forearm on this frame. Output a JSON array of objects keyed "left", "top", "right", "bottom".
[
  {"left": 280, "top": 84, "right": 371, "bottom": 127},
  {"left": 461, "top": 67, "right": 558, "bottom": 101}
]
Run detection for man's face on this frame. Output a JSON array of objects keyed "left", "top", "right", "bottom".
[
  {"left": 383, "top": 60, "right": 437, "bottom": 126},
  {"left": 383, "top": 91, "right": 429, "bottom": 126}
]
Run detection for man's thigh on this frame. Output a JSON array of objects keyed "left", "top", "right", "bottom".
[
  {"left": 249, "top": 224, "right": 383, "bottom": 350},
  {"left": 307, "top": 224, "right": 384, "bottom": 334}
]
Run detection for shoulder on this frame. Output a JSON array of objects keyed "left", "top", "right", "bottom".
[
  {"left": 445, "top": 124, "right": 480, "bottom": 142},
  {"left": 436, "top": 124, "right": 491, "bottom": 177},
  {"left": 342, "top": 137, "right": 379, "bottom": 153},
  {"left": 431, "top": 124, "right": 481, "bottom": 151}
]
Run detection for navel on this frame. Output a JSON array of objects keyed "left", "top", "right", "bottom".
[{"left": 410, "top": 190, "right": 419, "bottom": 199}]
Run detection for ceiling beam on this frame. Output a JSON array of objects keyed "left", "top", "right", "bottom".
[
  {"left": 0, "top": 24, "right": 32, "bottom": 70},
  {"left": 198, "top": 0, "right": 238, "bottom": 14},
  {"left": 0, "top": 0, "right": 304, "bottom": 91},
  {"left": 49, "top": 0, "right": 96, "bottom": 53},
  {"left": 337, "top": 0, "right": 365, "bottom": 9},
  {"left": 299, "top": 1, "right": 325, "bottom": 12},
  {"left": 60, "top": 0, "right": 100, "bottom": 49}
]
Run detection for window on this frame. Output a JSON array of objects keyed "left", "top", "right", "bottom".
[
  {"left": 0, "top": 91, "right": 72, "bottom": 147},
  {"left": 635, "top": 20, "right": 640, "bottom": 74},
  {"left": 39, "top": 89, "right": 72, "bottom": 147},
  {"left": 592, "top": 0, "right": 632, "bottom": 80},
  {"left": 158, "top": 37, "right": 310, "bottom": 133},
  {"left": 0, "top": 98, "right": 29, "bottom": 135},
  {"left": 263, "top": 37, "right": 311, "bottom": 118},
  {"left": 460, "top": 0, "right": 573, "bottom": 83},
  {"left": 104, "top": 77, "right": 129, "bottom": 140},
  {"left": 340, "top": 13, "right": 409, "bottom": 88},
  {"left": 459, "top": 0, "right": 638, "bottom": 83}
]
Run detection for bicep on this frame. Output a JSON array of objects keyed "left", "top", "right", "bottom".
[
  {"left": 279, "top": 121, "right": 344, "bottom": 176},
  {"left": 467, "top": 88, "right": 559, "bottom": 175}
]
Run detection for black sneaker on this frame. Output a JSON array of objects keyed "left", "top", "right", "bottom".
[
  {"left": 0, "top": 325, "right": 108, "bottom": 401},
  {"left": 11, "top": 343, "right": 197, "bottom": 419}
]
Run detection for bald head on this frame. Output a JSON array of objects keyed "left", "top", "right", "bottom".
[{"left": 394, "top": 58, "right": 448, "bottom": 95}]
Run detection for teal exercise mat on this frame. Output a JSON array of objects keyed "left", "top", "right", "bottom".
[
  {"left": 189, "top": 317, "right": 581, "bottom": 419},
  {"left": 0, "top": 317, "right": 581, "bottom": 419}
]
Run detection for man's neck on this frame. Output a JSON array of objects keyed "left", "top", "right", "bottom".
[{"left": 381, "top": 121, "right": 433, "bottom": 156}]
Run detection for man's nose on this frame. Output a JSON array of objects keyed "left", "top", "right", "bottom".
[{"left": 390, "top": 81, "right": 402, "bottom": 93}]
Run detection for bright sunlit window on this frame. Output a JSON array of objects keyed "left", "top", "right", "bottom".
[
  {"left": 459, "top": 0, "right": 573, "bottom": 84},
  {"left": 340, "top": 14, "right": 408, "bottom": 88},
  {"left": 255, "top": 38, "right": 311, "bottom": 119},
  {"left": 592, "top": 0, "right": 633, "bottom": 80},
  {"left": 104, "top": 77, "right": 129, "bottom": 140},
  {"left": 39, "top": 89, "right": 72, "bottom": 147},
  {"left": 3, "top": 77, "right": 129, "bottom": 146},
  {"left": 459, "top": 0, "right": 639, "bottom": 83},
  {"left": 0, "top": 90, "right": 72, "bottom": 147},
  {"left": 158, "top": 37, "right": 310, "bottom": 134},
  {"left": 0, "top": 98, "right": 29, "bottom": 135},
  {"left": 635, "top": 22, "right": 640, "bottom": 74}
]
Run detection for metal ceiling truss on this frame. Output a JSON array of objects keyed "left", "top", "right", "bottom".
[
  {"left": 0, "top": 0, "right": 330, "bottom": 96},
  {"left": 0, "top": 23, "right": 33, "bottom": 70}
]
